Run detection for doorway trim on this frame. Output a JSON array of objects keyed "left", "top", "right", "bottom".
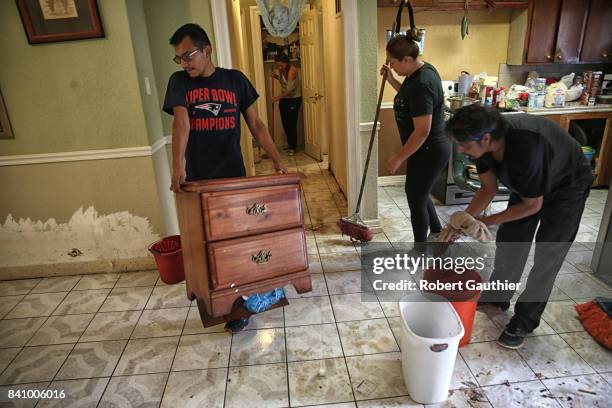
[
  {"left": 342, "top": 0, "right": 360, "bottom": 217},
  {"left": 211, "top": 1, "right": 233, "bottom": 68}
]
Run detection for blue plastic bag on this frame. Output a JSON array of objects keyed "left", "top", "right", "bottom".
[{"left": 244, "top": 288, "right": 285, "bottom": 314}]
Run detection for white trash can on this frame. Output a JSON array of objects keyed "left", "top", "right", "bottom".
[{"left": 399, "top": 292, "right": 464, "bottom": 404}]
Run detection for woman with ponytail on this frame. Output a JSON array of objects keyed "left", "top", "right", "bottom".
[{"left": 381, "top": 32, "right": 450, "bottom": 248}]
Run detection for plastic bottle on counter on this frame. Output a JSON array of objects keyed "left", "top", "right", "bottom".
[{"left": 497, "top": 88, "right": 506, "bottom": 109}]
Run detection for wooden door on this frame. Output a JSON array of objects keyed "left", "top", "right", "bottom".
[
  {"left": 580, "top": 0, "right": 612, "bottom": 62},
  {"left": 554, "top": 0, "right": 589, "bottom": 63},
  {"left": 300, "top": 7, "right": 324, "bottom": 161},
  {"left": 526, "top": 0, "right": 561, "bottom": 63}
]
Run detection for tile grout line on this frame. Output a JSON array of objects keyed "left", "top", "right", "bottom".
[
  {"left": 327, "top": 290, "right": 358, "bottom": 406},
  {"left": 282, "top": 303, "right": 291, "bottom": 407},
  {"left": 158, "top": 297, "right": 192, "bottom": 407},
  {"left": 49, "top": 275, "right": 122, "bottom": 407},
  {"left": 0, "top": 277, "right": 82, "bottom": 393},
  {"left": 94, "top": 277, "right": 158, "bottom": 408},
  {"left": 30, "top": 275, "right": 119, "bottom": 407}
]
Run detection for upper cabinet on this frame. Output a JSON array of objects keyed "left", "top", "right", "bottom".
[
  {"left": 580, "top": 0, "right": 612, "bottom": 62},
  {"left": 508, "top": 0, "right": 612, "bottom": 64}
]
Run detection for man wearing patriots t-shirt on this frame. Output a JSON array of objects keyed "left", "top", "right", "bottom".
[
  {"left": 163, "top": 24, "right": 287, "bottom": 332},
  {"left": 163, "top": 23, "right": 287, "bottom": 193}
]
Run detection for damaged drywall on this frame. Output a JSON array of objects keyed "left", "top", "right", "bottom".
[{"left": 0, "top": 206, "right": 160, "bottom": 271}]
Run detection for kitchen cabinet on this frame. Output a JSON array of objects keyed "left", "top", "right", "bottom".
[
  {"left": 554, "top": 0, "right": 589, "bottom": 63},
  {"left": 524, "top": 0, "right": 589, "bottom": 64},
  {"left": 524, "top": 0, "right": 563, "bottom": 64},
  {"left": 541, "top": 111, "right": 612, "bottom": 187},
  {"left": 509, "top": 0, "right": 612, "bottom": 64},
  {"left": 580, "top": 0, "right": 612, "bottom": 62}
]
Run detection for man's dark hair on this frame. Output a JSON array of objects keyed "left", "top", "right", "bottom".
[
  {"left": 170, "top": 24, "right": 211, "bottom": 48},
  {"left": 446, "top": 104, "right": 508, "bottom": 142}
]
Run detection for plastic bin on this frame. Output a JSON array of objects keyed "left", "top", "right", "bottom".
[
  {"left": 148, "top": 235, "right": 185, "bottom": 284},
  {"left": 399, "top": 292, "right": 465, "bottom": 404},
  {"left": 424, "top": 268, "right": 482, "bottom": 347}
]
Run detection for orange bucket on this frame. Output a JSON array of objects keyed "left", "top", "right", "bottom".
[
  {"left": 423, "top": 268, "right": 481, "bottom": 347},
  {"left": 148, "top": 235, "right": 185, "bottom": 284}
]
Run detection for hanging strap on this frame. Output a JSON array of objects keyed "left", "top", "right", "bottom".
[{"left": 394, "top": 0, "right": 415, "bottom": 34}]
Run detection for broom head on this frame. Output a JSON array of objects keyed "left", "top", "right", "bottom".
[
  {"left": 575, "top": 300, "right": 612, "bottom": 350},
  {"left": 338, "top": 215, "right": 373, "bottom": 243}
]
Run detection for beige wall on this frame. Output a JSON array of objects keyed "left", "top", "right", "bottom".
[
  {"left": 0, "top": 0, "right": 149, "bottom": 155},
  {"left": 378, "top": 8, "right": 512, "bottom": 103},
  {"left": 1, "top": 157, "right": 163, "bottom": 230}
]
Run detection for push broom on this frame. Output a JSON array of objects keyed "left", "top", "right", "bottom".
[
  {"left": 338, "top": 1, "right": 415, "bottom": 243},
  {"left": 336, "top": 64, "right": 387, "bottom": 243}
]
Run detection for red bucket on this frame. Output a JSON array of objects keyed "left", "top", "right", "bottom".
[
  {"left": 423, "top": 268, "right": 482, "bottom": 347},
  {"left": 148, "top": 235, "right": 185, "bottom": 284}
]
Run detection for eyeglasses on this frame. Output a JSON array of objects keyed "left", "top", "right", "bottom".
[{"left": 173, "top": 49, "right": 201, "bottom": 64}]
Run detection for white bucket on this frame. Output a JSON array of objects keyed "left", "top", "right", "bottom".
[{"left": 399, "top": 293, "right": 464, "bottom": 404}]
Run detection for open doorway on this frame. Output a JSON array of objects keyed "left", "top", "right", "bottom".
[
  {"left": 226, "top": 1, "right": 329, "bottom": 168},
  {"left": 250, "top": 3, "right": 328, "bottom": 163}
]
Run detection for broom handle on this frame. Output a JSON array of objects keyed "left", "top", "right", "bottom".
[{"left": 355, "top": 24, "right": 396, "bottom": 214}]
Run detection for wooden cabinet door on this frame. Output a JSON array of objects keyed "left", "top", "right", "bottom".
[
  {"left": 580, "top": 0, "right": 612, "bottom": 62},
  {"left": 526, "top": 0, "right": 562, "bottom": 63},
  {"left": 555, "top": 0, "right": 589, "bottom": 63}
]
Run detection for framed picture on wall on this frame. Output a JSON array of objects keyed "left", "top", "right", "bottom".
[
  {"left": 16, "top": 0, "right": 104, "bottom": 44},
  {"left": 0, "top": 89, "right": 14, "bottom": 139}
]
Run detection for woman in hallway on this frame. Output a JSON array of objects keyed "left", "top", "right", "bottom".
[
  {"left": 271, "top": 52, "right": 302, "bottom": 155},
  {"left": 380, "top": 33, "right": 450, "bottom": 248}
]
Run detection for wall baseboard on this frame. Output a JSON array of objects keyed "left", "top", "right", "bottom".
[
  {"left": 378, "top": 175, "right": 405, "bottom": 187},
  {"left": 0, "top": 136, "right": 172, "bottom": 167},
  {"left": 0, "top": 256, "right": 156, "bottom": 280}
]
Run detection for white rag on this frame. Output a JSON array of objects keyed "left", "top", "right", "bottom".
[{"left": 437, "top": 211, "right": 492, "bottom": 242}]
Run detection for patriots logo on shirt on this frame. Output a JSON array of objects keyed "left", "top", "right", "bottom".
[{"left": 194, "top": 102, "right": 222, "bottom": 116}]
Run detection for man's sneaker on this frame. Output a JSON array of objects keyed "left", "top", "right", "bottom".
[
  {"left": 497, "top": 323, "right": 528, "bottom": 349},
  {"left": 477, "top": 301, "right": 510, "bottom": 311},
  {"left": 224, "top": 317, "right": 250, "bottom": 333}
]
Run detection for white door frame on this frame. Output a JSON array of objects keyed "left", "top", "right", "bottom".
[
  {"left": 342, "top": 0, "right": 360, "bottom": 218},
  {"left": 212, "top": 0, "right": 362, "bottom": 211},
  {"left": 210, "top": 1, "right": 233, "bottom": 68}
]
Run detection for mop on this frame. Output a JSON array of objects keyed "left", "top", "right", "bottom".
[{"left": 338, "top": 1, "right": 415, "bottom": 243}]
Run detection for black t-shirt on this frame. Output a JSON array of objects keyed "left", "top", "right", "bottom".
[
  {"left": 476, "top": 114, "right": 593, "bottom": 200},
  {"left": 163, "top": 68, "right": 258, "bottom": 181},
  {"left": 393, "top": 62, "right": 446, "bottom": 145}
]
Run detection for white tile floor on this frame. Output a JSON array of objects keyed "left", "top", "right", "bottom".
[{"left": 0, "top": 151, "right": 610, "bottom": 407}]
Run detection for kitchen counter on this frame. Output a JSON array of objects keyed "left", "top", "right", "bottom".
[{"left": 521, "top": 103, "right": 612, "bottom": 115}]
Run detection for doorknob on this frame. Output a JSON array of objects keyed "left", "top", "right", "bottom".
[
  {"left": 603, "top": 52, "right": 609, "bottom": 58},
  {"left": 546, "top": 54, "right": 553, "bottom": 61},
  {"left": 556, "top": 53, "right": 563, "bottom": 60}
]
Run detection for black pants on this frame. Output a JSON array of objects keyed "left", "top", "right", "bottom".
[
  {"left": 404, "top": 139, "right": 451, "bottom": 243},
  {"left": 483, "top": 185, "right": 590, "bottom": 332},
  {"left": 279, "top": 98, "right": 302, "bottom": 150}
]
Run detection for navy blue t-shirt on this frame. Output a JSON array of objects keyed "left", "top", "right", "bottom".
[{"left": 163, "top": 68, "right": 258, "bottom": 181}]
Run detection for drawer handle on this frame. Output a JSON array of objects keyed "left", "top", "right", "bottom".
[
  {"left": 246, "top": 203, "right": 267, "bottom": 216},
  {"left": 251, "top": 250, "right": 272, "bottom": 264}
]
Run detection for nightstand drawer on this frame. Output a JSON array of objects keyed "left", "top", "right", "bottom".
[
  {"left": 208, "top": 228, "right": 307, "bottom": 290},
  {"left": 202, "top": 184, "right": 303, "bottom": 241}
]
